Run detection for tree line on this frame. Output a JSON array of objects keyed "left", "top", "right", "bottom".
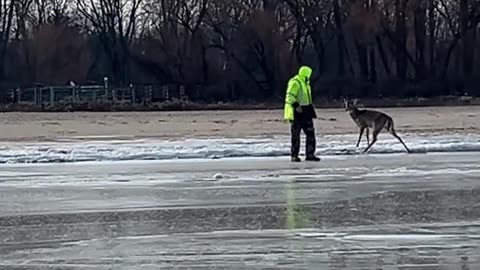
[{"left": 0, "top": 0, "right": 479, "bottom": 102}]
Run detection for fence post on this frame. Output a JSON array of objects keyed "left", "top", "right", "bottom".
[
  {"left": 147, "top": 85, "right": 152, "bottom": 104},
  {"left": 130, "top": 84, "right": 135, "bottom": 104},
  {"left": 112, "top": 88, "right": 116, "bottom": 102},
  {"left": 39, "top": 88, "right": 43, "bottom": 105},
  {"left": 17, "top": 88, "right": 21, "bottom": 103},
  {"left": 104, "top": 77, "right": 109, "bottom": 100},
  {"left": 49, "top": 87, "right": 55, "bottom": 105},
  {"left": 34, "top": 88, "right": 38, "bottom": 105},
  {"left": 180, "top": 85, "right": 185, "bottom": 99},
  {"left": 164, "top": 85, "right": 169, "bottom": 100},
  {"left": 72, "top": 87, "right": 77, "bottom": 103}
]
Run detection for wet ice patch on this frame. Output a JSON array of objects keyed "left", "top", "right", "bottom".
[{"left": 342, "top": 234, "right": 463, "bottom": 241}]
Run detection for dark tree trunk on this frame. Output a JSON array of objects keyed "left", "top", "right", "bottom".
[
  {"left": 369, "top": 47, "right": 377, "bottom": 83},
  {"left": 355, "top": 40, "right": 369, "bottom": 80},
  {"left": 376, "top": 36, "right": 391, "bottom": 76},
  {"left": 333, "top": 0, "right": 346, "bottom": 76},
  {"left": 461, "top": 0, "right": 474, "bottom": 78},
  {"left": 428, "top": 0, "right": 436, "bottom": 75},
  {"left": 395, "top": 0, "right": 407, "bottom": 80},
  {"left": 414, "top": 0, "right": 427, "bottom": 80}
]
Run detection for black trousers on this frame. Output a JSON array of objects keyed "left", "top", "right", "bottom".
[{"left": 290, "top": 117, "right": 316, "bottom": 158}]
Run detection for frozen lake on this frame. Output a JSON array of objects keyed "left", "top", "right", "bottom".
[{"left": 1, "top": 148, "right": 480, "bottom": 269}]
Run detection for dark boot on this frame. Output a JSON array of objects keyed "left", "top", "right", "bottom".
[
  {"left": 305, "top": 155, "right": 321, "bottom": 162},
  {"left": 291, "top": 156, "right": 301, "bottom": 162}
]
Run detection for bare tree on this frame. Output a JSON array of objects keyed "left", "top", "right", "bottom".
[
  {"left": 413, "top": 0, "right": 427, "bottom": 80},
  {"left": 204, "top": 0, "right": 264, "bottom": 94},
  {"left": 77, "top": 0, "right": 143, "bottom": 84},
  {"left": 142, "top": 0, "right": 208, "bottom": 81},
  {"left": 13, "top": 22, "right": 93, "bottom": 84},
  {"left": 1, "top": 0, "right": 480, "bottom": 102},
  {"left": 0, "top": 0, "right": 15, "bottom": 80},
  {"left": 284, "top": 0, "right": 334, "bottom": 76},
  {"left": 436, "top": 0, "right": 480, "bottom": 77}
]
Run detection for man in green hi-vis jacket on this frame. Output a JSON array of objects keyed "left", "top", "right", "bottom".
[{"left": 284, "top": 66, "right": 320, "bottom": 162}]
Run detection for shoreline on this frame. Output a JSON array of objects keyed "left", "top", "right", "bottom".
[{"left": 0, "top": 105, "right": 479, "bottom": 142}]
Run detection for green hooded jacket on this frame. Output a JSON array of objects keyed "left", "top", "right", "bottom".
[{"left": 284, "top": 66, "right": 313, "bottom": 122}]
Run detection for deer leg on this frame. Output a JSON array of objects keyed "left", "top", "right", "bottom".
[
  {"left": 390, "top": 129, "right": 411, "bottom": 153},
  {"left": 356, "top": 127, "right": 365, "bottom": 147},
  {"left": 365, "top": 128, "right": 370, "bottom": 145},
  {"left": 363, "top": 127, "right": 380, "bottom": 153}
]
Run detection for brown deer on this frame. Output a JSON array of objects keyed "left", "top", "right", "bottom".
[{"left": 343, "top": 98, "right": 411, "bottom": 153}]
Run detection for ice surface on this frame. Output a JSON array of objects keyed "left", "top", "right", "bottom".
[{"left": 0, "top": 132, "right": 479, "bottom": 163}]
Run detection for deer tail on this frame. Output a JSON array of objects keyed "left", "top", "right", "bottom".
[{"left": 385, "top": 118, "right": 394, "bottom": 132}]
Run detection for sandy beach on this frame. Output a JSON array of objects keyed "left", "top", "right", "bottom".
[{"left": 1, "top": 105, "right": 480, "bottom": 141}]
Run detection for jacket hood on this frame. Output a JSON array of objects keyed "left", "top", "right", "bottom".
[{"left": 298, "top": 66, "right": 312, "bottom": 80}]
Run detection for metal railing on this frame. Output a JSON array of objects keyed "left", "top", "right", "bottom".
[{"left": 3, "top": 84, "right": 189, "bottom": 105}]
